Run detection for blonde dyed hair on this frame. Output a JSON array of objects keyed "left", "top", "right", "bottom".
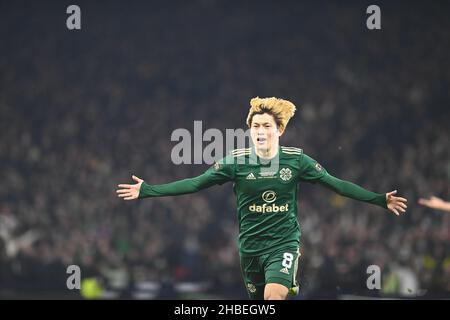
[{"left": 246, "top": 97, "right": 297, "bottom": 132}]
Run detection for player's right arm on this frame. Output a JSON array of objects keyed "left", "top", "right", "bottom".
[{"left": 116, "top": 156, "right": 235, "bottom": 200}]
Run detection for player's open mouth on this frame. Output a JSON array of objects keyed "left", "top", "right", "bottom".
[{"left": 257, "top": 137, "right": 267, "bottom": 144}]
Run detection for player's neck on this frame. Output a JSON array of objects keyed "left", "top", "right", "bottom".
[{"left": 255, "top": 143, "right": 279, "bottom": 160}]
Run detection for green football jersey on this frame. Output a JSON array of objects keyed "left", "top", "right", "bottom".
[
  {"left": 207, "top": 146, "right": 325, "bottom": 256},
  {"left": 139, "top": 145, "right": 386, "bottom": 257}
]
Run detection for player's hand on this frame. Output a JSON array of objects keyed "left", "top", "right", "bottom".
[
  {"left": 386, "top": 190, "right": 407, "bottom": 216},
  {"left": 116, "top": 175, "right": 143, "bottom": 200},
  {"left": 418, "top": 196, "right": 449, "bottom": 211}
]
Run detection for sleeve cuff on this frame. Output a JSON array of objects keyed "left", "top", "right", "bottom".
[
  {"left": 377, "top": 193, "right": 388, "bottom": 209},
  {"left": 138, "top": 182, "right": 152, "bottom": 199}
]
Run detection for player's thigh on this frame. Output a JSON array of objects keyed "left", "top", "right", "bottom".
[
  {"left": 240, "top": 255, "right": 265, "bottom": 300},
  {"left": 264, "top": 246, "right": 300, "bottom": 294}
]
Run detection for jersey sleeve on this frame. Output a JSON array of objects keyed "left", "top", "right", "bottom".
[
  {"left": 298, "top": 153, "right": 386, "bottom": 209},
  {"left": 138, "top": 155, "right": 235, "bottom": 198},
  {"left": 316, "top": 173, "right": 387, "bottom": 209},
  {"left": 297, "top": 153, "right": 328, "bottom": 182}
]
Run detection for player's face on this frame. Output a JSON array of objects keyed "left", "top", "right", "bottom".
[{"left": 250, "top": 113, "right": 282, "bottom": 153}]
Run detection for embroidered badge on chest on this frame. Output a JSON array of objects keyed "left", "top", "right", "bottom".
[{"left": 279, "top": 168, "right": 292, "bottom": 181}]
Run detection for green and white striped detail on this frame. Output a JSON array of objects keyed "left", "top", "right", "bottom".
[
  {"left": 281, "top": 146, "right": 303, "bottom": 155},
  {"left": 231, "top": 148, "right": 251, "bottom": 157},
  {"left": 289, "top": 248, "right": 301, "bottom": 296}
]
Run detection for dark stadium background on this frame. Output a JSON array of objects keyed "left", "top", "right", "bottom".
[{"left": 1, "top": 0, "right": 449, "bottom": 299}]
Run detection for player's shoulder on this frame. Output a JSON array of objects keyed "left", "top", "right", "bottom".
[
  {"left": 229, "top": 147, "right": 252, "bottom": 158},
  {"left": 217, "top": 148, "right": 251, "bottom": 166},
  {"left": 280, "top": 146, "right": 303, "bottom": 158}
]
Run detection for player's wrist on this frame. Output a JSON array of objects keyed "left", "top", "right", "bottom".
[{"left": 138, "top": 181, "right": 151, "bottom": 198}]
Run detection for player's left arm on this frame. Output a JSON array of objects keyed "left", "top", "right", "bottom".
[
  {"left": 298, "top": 153, "right": 407, "bottom": 216},
  {"left": 317, "top": 173, "right": 407, "bottom": 216}
]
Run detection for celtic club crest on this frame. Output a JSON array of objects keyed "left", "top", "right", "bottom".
[{"left": 279, "top": 168, "right": 292, "bottom": 181}]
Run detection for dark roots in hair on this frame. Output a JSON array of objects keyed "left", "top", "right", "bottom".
[{"left": 248, "top": 107, "right": 283, "bottom": 129}]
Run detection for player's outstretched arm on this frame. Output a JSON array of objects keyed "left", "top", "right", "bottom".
[
  {"left": 418, "top": 196, "right": 450, "bottom": 212},
  {"left": 116, "top": 172, "right": 217, "bottom": 200},
  {"left": 117, "top": 175, "right": 143, "bottom": 201},
  {"left": 317, "top": 174, "right": 407, "bottom": 216},
  {"left": 116, "top": 159, "right": 234, "bottom": 200},
  {"left": 299, "top": 153, "right": 407, "bottom": 215}
]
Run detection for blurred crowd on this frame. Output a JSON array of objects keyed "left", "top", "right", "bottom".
[{"left": 1, "top": 1, "right": 449, "bottom": 299}]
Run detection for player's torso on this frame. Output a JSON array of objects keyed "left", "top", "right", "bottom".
[
  {"left": 231, "top": 146, "right": 303, "bottom": 255},
  {"left": 232, "top": 146, "right": 302, "bottom": 215}
]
